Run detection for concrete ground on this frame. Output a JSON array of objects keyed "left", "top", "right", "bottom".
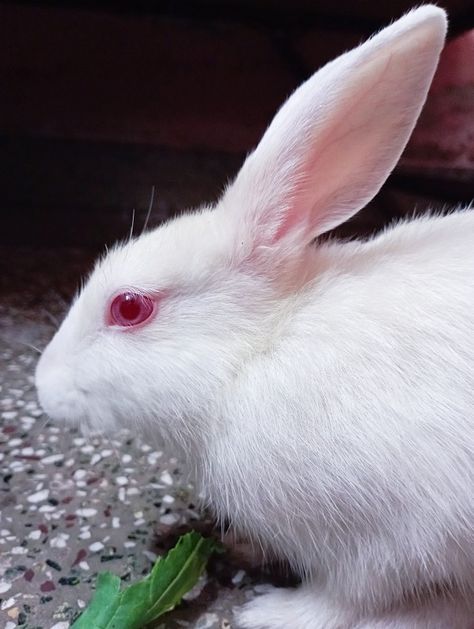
[{"left": 0, "top": 246, "right": 295, "bottom": 629}]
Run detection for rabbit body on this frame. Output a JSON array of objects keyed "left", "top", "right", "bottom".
[
  {"left": 35, "top": 5, "right": 474, "bottom": 628},
  {"left": 204, "top": 210, "right": 474, "bottom": 625}
]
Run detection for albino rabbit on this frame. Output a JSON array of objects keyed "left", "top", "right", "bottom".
[{"left": 36, "top": 6, "right": 474, "bottom": 628}]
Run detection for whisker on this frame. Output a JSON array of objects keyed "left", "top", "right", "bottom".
[
  {"left": 16, "top": 340, "right": 43, "bottom": 355},
  {"left": 142, "top": 185, "right": 156, "bottom": 234},
  {"left": 59, "top": 428, "right": 69, "bottom": 457},
  {"left": 56, "top": 293, "right": 70, "bottom": 309},
  {"left": 34, "top": 416, "right": 52, "bottom": 433},
  {"left": 42, "top": 308, "right": 59, "bottom": 327},
  {"left": 100, "top": 432, "right": 121, "bottom": 462},
  {"left": 129, "top": 208, "right": 136, "bottom": 241}
]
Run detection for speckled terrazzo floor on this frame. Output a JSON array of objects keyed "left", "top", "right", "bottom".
[{"left": 0, "top": 247, "right": 290, "bottom": 629}]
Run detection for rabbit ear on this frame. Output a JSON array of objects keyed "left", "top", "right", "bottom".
[{"left": 223, "top": 6, "right": 447, "bottom": 249}]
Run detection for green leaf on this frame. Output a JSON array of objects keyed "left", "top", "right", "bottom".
[
  {"left": 70, "top": 572, "right": 122, "bottom": 629},
  {"left": 71, "top": 532, "right": 220, "bottom": 629}
]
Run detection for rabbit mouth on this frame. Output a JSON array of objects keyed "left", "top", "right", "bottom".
[{"left": 36, "top": 385, "right": 86, "bottom": 427}]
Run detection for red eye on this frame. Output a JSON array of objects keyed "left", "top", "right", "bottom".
[{"left": 109, "top": 292, "right": 155, "bottom": 327}]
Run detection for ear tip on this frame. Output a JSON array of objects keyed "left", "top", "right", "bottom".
[
  {"left": 374, "top": 5, "right": 448, "bottom": 62},
  {"left": 403, "top": 5, "right": 448, "bottom": 37}
]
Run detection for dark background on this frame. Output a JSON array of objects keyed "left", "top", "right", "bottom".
[{"left": 1, "top": 0, "right": 474, "bottom": 250}]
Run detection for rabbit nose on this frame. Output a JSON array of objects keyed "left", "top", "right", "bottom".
[{"left": 35, "top": 346, "right": 81, "bottom": 424}]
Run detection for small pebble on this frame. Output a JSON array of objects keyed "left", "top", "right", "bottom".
[
  {"left": 232, "top": 569, "right": 246, "bottom": 585},
  {"left": 46, "top": 559, "right": 62, "bottom": 571},
  {"left": 50, "top": 534, "right": 69, "bottom": 549},
  {"left": 39, "top": 504, "right": 57, "bottom": 513},
  {"left": 147, "top": 451, "right": 161, "bottom": 464},
  {"left": 27, "top": 489, "right": 49, "bottom": 503},
  {"left": 160, "top": 471, "right": 173, "bottom": 486},
  {"left": 7, "top": 607, "right": 19, "bottom": 619},
  {"left": 41, "top": 453, "right": 64, "bottom": 464},
  {"left": 143, "top": 550, "right": 158, "bottom": 563},
  {"left": 1, "top": 597, "right": 16, "bottom": 610},
  {"left": 28, "top": 530, "right": 42, "bottom": 540},
  {"left": 195, "top": 613, "right": 219, "bottom": 629},
  {"left": 160, "top": 513, "right": 178, "bottom": 526},
  {"left": 72, "top": 549, "right": 87, "bottom": 565},
  {"left": 11, "top": 546, "right": 28, "bottom": 555},
  {"left": 9, "top": 461, "right": 25, "bottom": 471},
  {"left": 75, "top": 508, "right": 97, "bottom": 518},
  {"left": 2, "top": 411, "right": 17, "bottom": 420}
]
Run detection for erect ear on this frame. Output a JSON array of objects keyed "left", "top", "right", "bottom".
[{"left": 223, "top": 6, "right": 447, "bottom": 250}]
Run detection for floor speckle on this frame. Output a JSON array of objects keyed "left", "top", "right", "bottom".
[{"left": 0, "top": 247, "right": 291, "bottom": 628}]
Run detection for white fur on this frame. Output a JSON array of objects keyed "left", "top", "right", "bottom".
[{"left": 36, "top": 6, "right": 474, "bottom": 628}]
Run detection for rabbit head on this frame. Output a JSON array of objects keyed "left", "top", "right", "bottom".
[{"left": 35, "top": 7, "right": 447, "bottom": 451}]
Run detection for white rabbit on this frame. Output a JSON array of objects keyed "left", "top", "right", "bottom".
[{"left": 36, "top": 5, "right": 474, "bottom": 628}]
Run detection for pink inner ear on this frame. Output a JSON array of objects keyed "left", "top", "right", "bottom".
[
  {"left": 272, "top": 200, "right": 305, "bottom": 244},
  {"left": 271, "top": 149, "right": 325, "bottom": 244}
]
